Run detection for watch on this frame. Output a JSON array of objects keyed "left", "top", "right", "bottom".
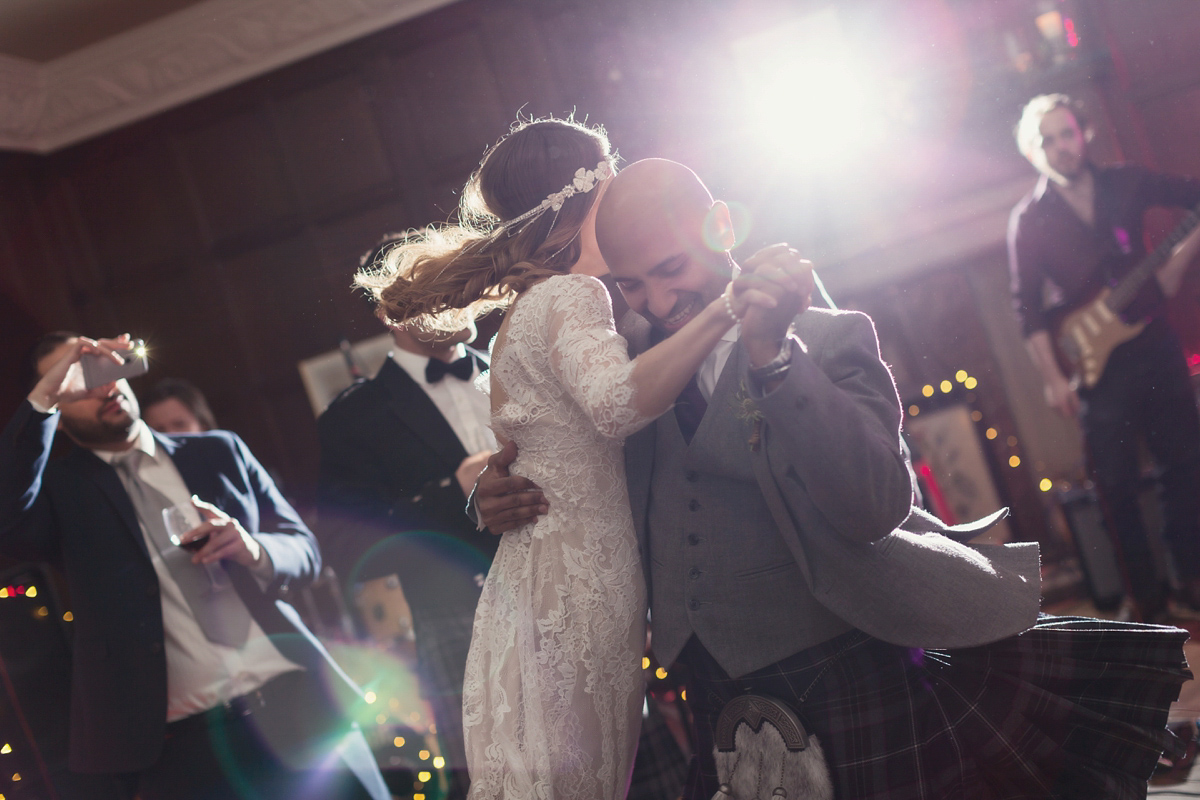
[{"left": 748, "top": 339, "right": 793, "bottom": 385}]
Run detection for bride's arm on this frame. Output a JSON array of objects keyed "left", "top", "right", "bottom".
[{"left": 546, "top": 275, "right": 746, "bottom": 439}]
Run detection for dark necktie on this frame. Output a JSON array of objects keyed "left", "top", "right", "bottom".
[
  {"left": 426, "top": 355, "right": 476, "bottom": 383},
  {"left": 675, "top": 374, "right": 708, "bottom": 444},
  {"left": 114, "top": 450, "right": 251, "bottom": 647}
]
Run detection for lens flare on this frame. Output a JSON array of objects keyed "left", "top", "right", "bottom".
[{"left": 730, "top": 7, "right": 881, "bottom": 166}]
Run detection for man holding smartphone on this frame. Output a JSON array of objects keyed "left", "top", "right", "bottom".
[{"left": 0, "top": 332, "right": 388, "bottom": 799}]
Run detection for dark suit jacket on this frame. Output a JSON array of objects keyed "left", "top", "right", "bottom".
[
  {"left": 0, "top": 400, "right": 361, "bottom": 774},
  {"left": 316, "top": 353, "right": 498, "bottom": 619}
]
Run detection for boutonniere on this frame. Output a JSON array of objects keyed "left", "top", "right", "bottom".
[{"left": 732, "top": 380, "right": 764, "bottom": 451}]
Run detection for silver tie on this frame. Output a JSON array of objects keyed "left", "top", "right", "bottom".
[{"left": 114, "top": 450, "right": 251, "bottom": 648}]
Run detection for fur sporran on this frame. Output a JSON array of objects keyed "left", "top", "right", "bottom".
[{"left": 709, "top": 695, "right": 833, "bottom": 800}]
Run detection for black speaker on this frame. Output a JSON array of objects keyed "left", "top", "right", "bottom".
[{"left": 1055, "top": 488, "right": 1125, "bottom": 611}]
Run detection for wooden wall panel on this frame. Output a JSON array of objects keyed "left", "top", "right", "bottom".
[
  {"left": 310, "top": 201, "right": 411, "bottom": 339},
  {"left": 272, "top": 75, "right": 396, "bottom": 219},
  {"left": 176, "top": 107, "right": 299, "bottom": 248},
  {"left": 215, "top": 236, "right": 339, "bottom": 390},
  {"left": 69, "top": 143, "right": 202, "bottom": 284},
  {"left": 393, "top": 30, "right": 509, "bottom": 171}
]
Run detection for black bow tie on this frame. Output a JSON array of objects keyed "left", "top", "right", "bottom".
[{"left": 426, "top": 355, "right": 476, "bottom": 383}]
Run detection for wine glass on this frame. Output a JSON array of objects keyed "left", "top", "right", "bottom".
[{"left": 162, "top": 502, "right": 229, "bottom": 590}]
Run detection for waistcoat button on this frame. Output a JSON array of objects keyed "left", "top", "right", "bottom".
[
  {"left": 688, "top": 599, "right": 700, "bottom": 611},
  {"left": 688, "top": 567, "right": 701, "bottom": 580},
  {"left": 685, "top": 471, "right": 699, "bottom": 482},
  {"left": 687, "top": 534, "right": 700, "bottom": 546},
  {"left": 688, "top": 499, "right": 700, "bottom": 511}
]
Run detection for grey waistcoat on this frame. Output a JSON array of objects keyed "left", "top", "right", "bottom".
[{"left": 645, "top": 353, "right": 852, "bottom": 676}]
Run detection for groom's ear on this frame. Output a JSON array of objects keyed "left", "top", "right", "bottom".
[{"left": 703, "top": 201, "right": 737, "bottom": 252}]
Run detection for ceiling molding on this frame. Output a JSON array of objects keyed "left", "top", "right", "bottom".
[{"left": 0, "top": 0, "right": 457, "bottom": 154}]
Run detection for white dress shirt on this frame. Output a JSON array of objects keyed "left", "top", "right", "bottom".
[
  {"left": 698, "top": 326, "right": 740, "bottom": 401},
  {"left": 390, "top": 346, "right": 497, "bottom": 455},
  {"left": 94, "top": 421, "right": 299, "bottom": 721}
]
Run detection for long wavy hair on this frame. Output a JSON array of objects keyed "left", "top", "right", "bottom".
[{"left": 356, "top": 117, "right": 615, "bottom": 330}]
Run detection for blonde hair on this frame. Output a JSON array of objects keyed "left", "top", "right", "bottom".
[
  {"left": 1014, "top": 93, "right": 1090, "bottom": 160},
  {"left": 356, "top": 117, "right": 615, "bottom": 331}
]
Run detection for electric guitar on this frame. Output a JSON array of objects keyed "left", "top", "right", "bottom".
[{"left": 1049, "top": 201, "right": 1200, "bottom": 389}]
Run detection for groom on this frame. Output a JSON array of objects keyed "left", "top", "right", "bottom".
[{"left": 476, "top": 159, "right": 1048, "bottom": 797}]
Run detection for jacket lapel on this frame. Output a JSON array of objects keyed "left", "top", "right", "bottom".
[
  {"left": 157, "top": 431, "right": 205, "bottom": 498},
  {"left": 66, "top": 444, "right": 151, "bottom": 560},
  {"left": 376, "top": 356, "right": 469, "bottom": 468}
]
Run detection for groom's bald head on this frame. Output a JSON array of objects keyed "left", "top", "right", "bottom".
[{"left": 596, "top": 159, "right": 734, "bottom": 334}]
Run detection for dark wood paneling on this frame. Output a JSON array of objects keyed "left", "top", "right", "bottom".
[
  {"left": 176, "top": 106, "right": 299, "bottom": 248},
  {"left": 393, "top": 29, "right": 510, "bottom": 169},
  {"left": 272, "top": 74, "right": 396, "bottom": 219},
  {"left": 215, "top": 236, "right": 339, "bottom": 389},
  {"left": 69, "top": 142, "right": 201, "bottom": 284}
]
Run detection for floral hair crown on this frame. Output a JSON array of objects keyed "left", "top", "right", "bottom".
[{"left": 501, "top": 160, "right": 615, "bottom": 231}]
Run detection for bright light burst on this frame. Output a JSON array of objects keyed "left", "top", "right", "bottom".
[{"left": 731, "top": 7, "right": 880, "bottom": 165}]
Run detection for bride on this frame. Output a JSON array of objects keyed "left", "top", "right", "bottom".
[{"left": 355, "top": 118, "right": 802, "bottom": 800}]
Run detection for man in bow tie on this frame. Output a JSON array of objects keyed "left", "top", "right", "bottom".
[{"left": 316, "top": 253, "right": 497, "bottom": 800}]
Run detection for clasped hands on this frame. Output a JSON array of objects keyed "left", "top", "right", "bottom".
[
  {"left": 726, "top": 243, "right": 815, "bottom": 368},
  {"left": 475, "top": 244, "right": 815, "bottom": 534}
]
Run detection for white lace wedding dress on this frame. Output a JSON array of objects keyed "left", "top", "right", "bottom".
[{"left": 463, "top": 273, "right": 655, "bottom": 800}]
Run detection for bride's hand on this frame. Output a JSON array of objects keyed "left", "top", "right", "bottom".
[
  {"left": 726, "top": 244, "right": 814, "bottom": 320},
  {"left": 730, "top": 246, "right": 815, "bottom": 366}
]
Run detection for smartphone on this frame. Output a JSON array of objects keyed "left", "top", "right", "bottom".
[{"left": 81, "top": 340, "right": 149, "bottom": 389}]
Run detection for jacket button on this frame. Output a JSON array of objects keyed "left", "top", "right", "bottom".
[
  {"left": 685, "top": 471, "right": 699, "bottom": 483},
  {"left": 688, "top": 599, "right": 700, "bottom": 611},
  {"left": 688, "top": 499, "right": 700, "bottom": 511},
  {"left": 687, "top": 534, "right": 700, "bottom": 546},
  {"left": 688, "top": 568, "right": 701, "bottom": 580}
]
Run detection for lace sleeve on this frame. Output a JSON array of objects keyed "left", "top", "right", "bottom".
[{"left": 545, "top": 274, "right": 657, "bottom": 440}]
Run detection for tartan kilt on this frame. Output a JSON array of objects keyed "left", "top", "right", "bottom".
[{"left": 680, "top": 615, "right": 1191, "bottom": 800}]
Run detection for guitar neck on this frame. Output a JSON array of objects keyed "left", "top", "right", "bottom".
[{"left": 1108, "top": 201, "right": 1200, "bottom": 313}]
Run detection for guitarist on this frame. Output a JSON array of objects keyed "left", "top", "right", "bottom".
[{"left": 1008, "top": 93, "right": 1200, "bottom": 621}]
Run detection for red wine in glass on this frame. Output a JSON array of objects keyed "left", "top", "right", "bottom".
[
  {"left": 175, "top": 533, "right": 210, "bottom": 553},
  {"left": 163, "top": 504, "right": 208, "bottom": 552}
]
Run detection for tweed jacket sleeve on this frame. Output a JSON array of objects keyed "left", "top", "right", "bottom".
[{"left": 748, "top": 309, "right": 912, "bottom": 544}]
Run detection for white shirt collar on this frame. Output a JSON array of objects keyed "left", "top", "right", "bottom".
[{"left": 390, "top": 344, "right": 469, "bottom": 385}]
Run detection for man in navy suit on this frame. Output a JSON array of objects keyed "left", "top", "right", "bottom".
[{"left": 0, "top": 332, "right": 388, "bottom": 800}]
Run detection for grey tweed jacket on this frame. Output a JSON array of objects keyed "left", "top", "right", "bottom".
[{"left": 622, "top": 307, "right": 1040, "bottom": 677}]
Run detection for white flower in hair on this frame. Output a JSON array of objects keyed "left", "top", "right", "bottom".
[
  {"left": 503, "top": 159, "right": 615, "bottom": 226},
  {"left": 573, "top": 168, "right": 595, "bottom": 193}
]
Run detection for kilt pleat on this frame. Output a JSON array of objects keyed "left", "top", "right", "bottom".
[{"left": 681, "top": 615, "right": 1191, "bottom": 800}]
